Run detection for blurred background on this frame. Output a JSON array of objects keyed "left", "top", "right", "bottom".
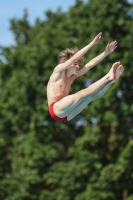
[
  {"left": 0, "top": 0, "right": 133, "bottom": 200},
  {"left": 0, "top": 0, "right": 75, "bottom": 46}
]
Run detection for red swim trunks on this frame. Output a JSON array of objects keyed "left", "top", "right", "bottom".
[{"left": 49, "top": 102, "right": 68, "bottom": 122}]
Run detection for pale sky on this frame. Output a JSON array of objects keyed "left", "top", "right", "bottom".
[{"left": 0, "top": 0, "right": 76, "bottom": 46}]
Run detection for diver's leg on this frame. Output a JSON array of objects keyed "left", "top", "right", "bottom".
[
  {"left": 54, "top": 62, "right": 124, "bottom": 119},
  {"left": 67, "top": 80, "right": 113, "bottom": 120}
]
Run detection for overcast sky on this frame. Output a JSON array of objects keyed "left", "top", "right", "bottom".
[{"left": 0, "top": 0, "right": 76, "bottom": 46}]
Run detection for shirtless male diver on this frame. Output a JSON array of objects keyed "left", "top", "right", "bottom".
[{"left": 47, "top": 32, "right": 124, "bottom": 122}]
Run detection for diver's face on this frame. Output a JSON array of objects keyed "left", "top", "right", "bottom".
[{"left": 70, "top": 62, "right": 80, "bottom": 74}]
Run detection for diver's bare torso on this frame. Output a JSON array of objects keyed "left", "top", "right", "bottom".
[{"left": 47, "top": 70, "right": 76, "bottom": 105}]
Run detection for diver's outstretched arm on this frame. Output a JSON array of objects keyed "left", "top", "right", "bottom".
[
  {"left": 54, "top": 32, "right": 102, "bottom": 73},
  {"left": 76, "top": 40, "right": 117, "bottom": 77}
]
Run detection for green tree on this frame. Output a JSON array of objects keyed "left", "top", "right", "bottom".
[{"left": 0, "top": 0, "right": 133, "bottom": 199}]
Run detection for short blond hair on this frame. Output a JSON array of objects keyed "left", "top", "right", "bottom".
[{"left": 58, "top": 47, "right": 84, "bottom": 65}]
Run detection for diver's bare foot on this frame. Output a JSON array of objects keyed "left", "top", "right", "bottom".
[
  {"left": 108, "top": 62, "right": 121, "bottom": 81},
  {"left": 115, "top": 64, "right": 124, "bottom": 81}
]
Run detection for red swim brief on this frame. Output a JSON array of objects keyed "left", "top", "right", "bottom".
[{"left": 49, "top": 102, "right": 68, "bottom": 122}]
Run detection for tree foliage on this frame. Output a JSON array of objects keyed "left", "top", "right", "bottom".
[{"left": 0, "top": 0, "right": 133, "bottom": 199}]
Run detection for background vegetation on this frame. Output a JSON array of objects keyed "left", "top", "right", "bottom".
[{"left": 0, "top": 0, "right": 133, "bottom": 199}]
